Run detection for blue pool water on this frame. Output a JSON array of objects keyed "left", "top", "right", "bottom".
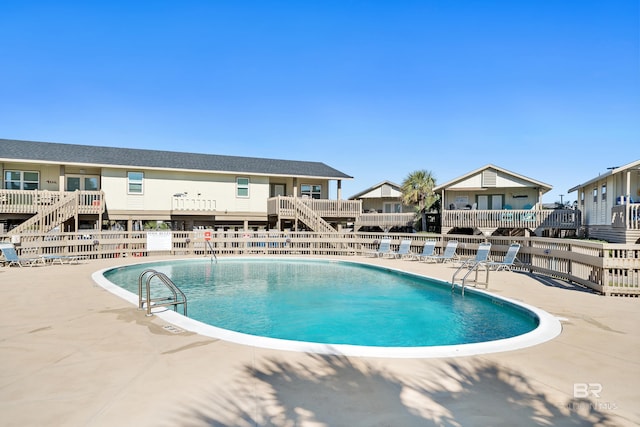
[{"left": 103, "top": 258, "right": 539, "bottom": 348}]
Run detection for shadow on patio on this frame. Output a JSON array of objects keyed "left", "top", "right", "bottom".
[{"left": 172, "top": 353, "right": 614, "bottom": 426}]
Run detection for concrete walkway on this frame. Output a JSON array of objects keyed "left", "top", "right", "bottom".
[{"left": 1, "top": 255, "right": 638, "bottom": 426}]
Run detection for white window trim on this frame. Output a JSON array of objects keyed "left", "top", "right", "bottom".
[
  {"left": 236, "top": 177, "right": 250, "bottom": 198},
  {"left": 66, "top": 174, "right": 100, "bottom": 191},
  {"left": 4, "top": 170, "right": 39, "bottom": 190},
  {"left": 301, "top": 183, "right": 322, "bottom": 199},
  {"left": 383, "top": 202, "right": 402, "bottom": 213},
  {"left": 128, "top": 171, "right": 144, "bottom": 195}
]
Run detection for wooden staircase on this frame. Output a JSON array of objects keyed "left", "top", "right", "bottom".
[
  {"left": 8, "top": 192, "right": 88, "bottom": 235},
  {"left": 293, "top": 198, "right": 337, "bottom": 233}
]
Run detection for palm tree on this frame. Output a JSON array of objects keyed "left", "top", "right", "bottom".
[{"left": 401, "top": 170, "right": 439, "bottom": 232}]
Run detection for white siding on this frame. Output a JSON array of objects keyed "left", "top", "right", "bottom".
[{"left": 101, "top": 168, "right": 271, "bottom": 213}]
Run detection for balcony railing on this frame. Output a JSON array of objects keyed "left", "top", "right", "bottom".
[
  {"left": 354, "top": 212, "right": 416, "bottom": 230},
  {"left": 612, "top": 204, "right": 640, "bottom": 230},
  {"left": 0, "top": 189, "right": 103, "bottom": 215},
  {"left": 441, "top": 209, "right": 580, "bottom": 231},
  {"left": 171, "top": 196, "right": 216, "bottom": 212},
  {"left": 268, "top": 196, "right": 362, "bottom": 218}
]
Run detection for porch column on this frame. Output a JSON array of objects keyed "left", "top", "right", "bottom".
[
  {"left": 58, "top": 166, "right": 65, "bottom": 191},
  {"left": 626, "top": 170, "right": 631, "bottom": 203},
  {"left": 337, "top": 180, "right": 342, "bottom": 200},
  {"left": 293, "top": 178, "right": 298, "bottom": 197}
]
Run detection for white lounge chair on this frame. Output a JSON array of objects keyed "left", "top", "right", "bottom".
[
  {"left": 482, "top": 243, "right": 521, "bottom": 271},
  {"left": 384, "top": 239, "right": 412, "bottom": 259},
  {"left": 410, "top": 240, "right": 437, "bottom": 261},
  {"left": 42, "top": 254, "right": 83, "bottom": 265},
  {"left": 456, "top": 242, "right": 492, "bottom": 268},
  {"left": 364, "top": 238, "right": 392, "bottom": 257},
  {"left": 423, "top": 240, "right": 459, "bottom": 263}
]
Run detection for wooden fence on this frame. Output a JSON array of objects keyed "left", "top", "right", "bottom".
[{"left": 2, "top": 231, "right": 638, "bottom": 297}]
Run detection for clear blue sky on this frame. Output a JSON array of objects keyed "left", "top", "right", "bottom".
[{"left": 1, "top": 1, "right": 638, "bottom": 204}]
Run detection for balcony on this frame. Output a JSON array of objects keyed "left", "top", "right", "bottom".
[
  {"left": 0, "top": 189, "right": 104, "bottom": 215},
  {"left": 611, "top": 204, "right": 640, "bottom": 230},
  {"left": 268, "top": 196, "right": 362, "bottom": 219},
  {"left": 441, "top": 208, "right": 580, "bottom": 235},
  {"left": 354, "top": 212, "right": 416, "bottom": 231}
]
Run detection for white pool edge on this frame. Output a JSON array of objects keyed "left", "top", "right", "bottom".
[{"left": 91, "top": 258, "right": 563, "bottom": 359}]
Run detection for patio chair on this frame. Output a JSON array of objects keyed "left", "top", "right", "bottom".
[
  {"left": 363, "top": 238, "right": 392, "bottom": 257},
  {"left": 482, "top": 243, "right": 521, "bottom": 271},
  {"left": 410, "top": 240, "right": 437, "bottom": 261},
  {"left": 422, "top": 240, "right": 459, "bottom": 263},
  {"left": 0, "top": 243, "right": 45, "bottom": 267},
  {"left": 384, "top": 239, "right": 412, "bottom": 259},
  {"left": 42, "top": 254, "right": 83, "bottom": 265},
  {"left": 456, "top": 242, "right": 492, "bottom": 268}
]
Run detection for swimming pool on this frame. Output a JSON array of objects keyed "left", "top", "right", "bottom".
[{"left": 94, "top": 258, "right": 562, "bottom": 358}]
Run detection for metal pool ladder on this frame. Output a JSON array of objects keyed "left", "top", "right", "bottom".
[
  {"left": 138, "top": 269, "right": 187, "bottom": 317},
  {"left": 451, "top": 262, "right": 490, "bottom": 296},
  {"left": 206, "top": 240, "right": 217, "bottom": 263}
]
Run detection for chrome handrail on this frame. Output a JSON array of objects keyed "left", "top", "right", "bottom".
[{"left": 138, "top": 269, "right": 187, "bottom": 316}]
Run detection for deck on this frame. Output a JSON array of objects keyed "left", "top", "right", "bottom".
[{"left": 440, "top": 208, "right": 581, "bottom": 235}]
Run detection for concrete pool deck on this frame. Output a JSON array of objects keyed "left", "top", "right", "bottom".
[{"left": 1, "top": 255, "right": 638, "bottom": 426}]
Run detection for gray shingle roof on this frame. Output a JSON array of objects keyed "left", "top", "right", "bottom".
[{"left": 0, "top": 138, "right": 352, "bottom": 179}]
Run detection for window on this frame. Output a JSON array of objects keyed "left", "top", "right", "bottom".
[
  {"left": 593, "top": 187, "right": 598, "bottom": 202},
  {"left": 128, "top": 172, "right": 144, "bottom": 194},
  {"left": 271, "top": 183, "right": 286, "bottom": 197},
  {"left": 66, "top": 175, "right": 100, "bottom": 191},
  {"left": 601, "top": 184, "right": 607, "bottom": 201},
  {"left": 580, "top": 191, "right": 584, "bottom": 205},
  {"left": 383, "top": 202, "right": 402, "bottom": 213},
  {"left": 301, "top": 184, "right": 321, "bottom": 199},
  {"left": 4, "top": 170, "right": 39, "bottom": 190},
  {"left": 236, "top": 177, "right": 249, "bottom": 197}
]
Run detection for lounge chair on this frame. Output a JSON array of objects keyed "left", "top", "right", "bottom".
[
  {"left": 384, "top": 239, "right": 412, "bottom": 259},
  {"left": 364, "top": 238, "right": 392, "bottom": 257},
  {"left": 456, "top": 242, "right": 492, "bottom": 268},
  {"left": 422, "top": 240, "right": 459, "bottom": 263},
  {"left": 0, "top": 243, "right": 45, "bottom": 267},
  {"left": 482, "top": 243, "right": 521, "bottom": 271},
  {"left": 42, "top": 254, "right": 83, "bottom": 265},
  {"left": 409, "top": 240, "right": 437, "bottom": 261}
]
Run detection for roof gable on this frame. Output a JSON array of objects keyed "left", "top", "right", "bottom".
[
  {"left": 434, "top": 164, "right": 552, "bottom": 193},
  {"left": 568, "top": 159, "right": 640, "bottom": 193},
  {"left": 0, "top": 138, "right": 353, "bottom": 180},
  {"left": 349, "top": 180, "right": 402, "bottom": 199}
]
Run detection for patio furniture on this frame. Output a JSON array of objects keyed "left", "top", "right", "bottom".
[
  {"left": 384, "top": 239, "right": 412, "bottom": 259},
  {"left": 422, "top": 240, "right": 459, "bottom": 263},
  {"left": 0, "top": 243, "right": 45, "bottom": 267},
  {"left": 409, "top": 240, "right": 437, "bottom": 261},
  {"left": 482, "top": 243, "right": 521, "bottom": 271}
]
